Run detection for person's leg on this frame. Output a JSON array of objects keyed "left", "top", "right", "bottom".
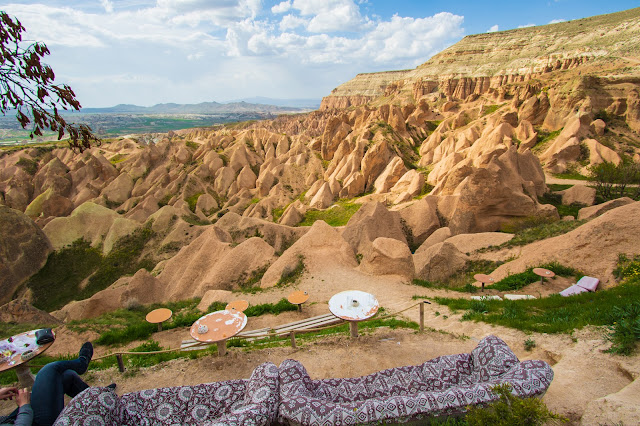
[
  {"left": 31, "top": 343, "right": 92, "bottom": 426},
  {"left": 61, "top": 370, "right": 89, "bottom": 398}
]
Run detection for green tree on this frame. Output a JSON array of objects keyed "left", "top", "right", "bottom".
[
  {"left": 588, "top": 161, "right": 640, "bottom": 201},
  {"left": 0, "top": 11, "right": 99, "bottom": 151}
]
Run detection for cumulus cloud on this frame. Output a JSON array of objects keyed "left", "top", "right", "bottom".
[
  {"left": 279, "top": 14, "right": 308, "bottom": 31},
  {"left": 487, "top": 24, "right": 499, "bottom": 33},
  {"left": 549, "top": 18, "right": 566, "bottom": 24},
  {"left": 517, "top": 23, "right": 536, "bottom": 28},
  {"left": 3, "top": 0, "right": 466, "bottom": 106},
  {"left": 272, "top": 1, "right": 292, "bottom": 14},
  {"left": 290, "top": 0, "right": 363, "bottom": 32}
]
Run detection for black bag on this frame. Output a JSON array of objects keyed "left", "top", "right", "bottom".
[{"left": 35, "top": 328, "right": 55, "bottom": 345}]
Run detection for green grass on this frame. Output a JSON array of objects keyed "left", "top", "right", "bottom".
[
  {"left": 185, "top": 192, "right": 203, "bottom": 213},
  {"left": 501, "top": 219, "right": 585, "bottom": 247},
  {"left": 482, "top": 104, "right": 503, "bottom": 116},
  {"left": 298, "top": 201, "right": 361, "bottom": 227},
  {"left": 24, "top": 240, "right": 102, "bottom": 312},
  {"left": 16, "top": 157, "right": 39, "bottom": 175},
  {"left": 432, "top": 272, "right": 640, "bottom": 349},
  {"left": 486, "top": 262, "right": 581, "bottom": 292},
  {"left": 109, "top": 154, "right": 127, "bottom": 164},
  {"left": 243, "top": 298, "right": 299, "bottom": 317},
  {"left": 25, "top": 225, "right": 157, "bottom": 312}
]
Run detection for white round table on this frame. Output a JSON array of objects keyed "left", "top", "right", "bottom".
[{"left": 328, "top": 290, "right": 379, "bottom": 338}]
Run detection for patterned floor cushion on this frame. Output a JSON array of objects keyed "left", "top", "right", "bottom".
[
  {"left": 53, "top": 362, "right": 279, "bottom": 426},
  {"left": 277, "top": 335, "right": 554, "bottom": 425}
]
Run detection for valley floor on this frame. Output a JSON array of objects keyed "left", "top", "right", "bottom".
[{"left": 9, "top": 260, "right": 638, "bottom": 425}]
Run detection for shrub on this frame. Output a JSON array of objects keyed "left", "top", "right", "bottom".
[
  {"left": 465, "top": 384, "right": 566, "bottom": 425},
  {"left": 606, "top": 302, "right": 640, "bottom": 355},
  {"left": 524, "top": 338, "right": 536, "bottom": 351}
]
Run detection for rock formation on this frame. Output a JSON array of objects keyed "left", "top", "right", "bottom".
[{"left": 0, "top": 206, "right": 52, "bottom": 305}]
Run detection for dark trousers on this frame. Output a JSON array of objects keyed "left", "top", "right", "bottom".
[{"left": 30, "top": 358, "right": 89, "bottom": 426}]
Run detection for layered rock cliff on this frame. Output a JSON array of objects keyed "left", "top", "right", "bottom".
[{"left": 321, "top": 7, "right": 640, "bottom": 110}]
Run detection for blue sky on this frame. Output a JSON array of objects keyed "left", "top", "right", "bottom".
[{"left": 1, "top": 0, "right": 637, "bottom": 107}]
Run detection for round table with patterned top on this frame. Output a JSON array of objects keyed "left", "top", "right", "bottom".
[
  {"left": 328, "top": 290, "right": 379, "bottom": 338},
  {"left": 0, "top": 329, "right": 56, "bottom": 388},
  {"left": 190, "top": 310, "right": 248, "bottom": 356}
]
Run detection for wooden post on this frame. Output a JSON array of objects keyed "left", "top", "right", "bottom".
[
  {"left": 419, "top": 302, "right": 424, "bottom": 332},
  {"left": 217, "top": 340, "right": 227, "bottom": 356},
  {"left": 116, "top": 354, "right": 125, "bottom": 373},
  {"left": 349, "top": 321, "right": 358, "bottom": 338},
  {"left": 290, "top": 331, "right": 297, "bottom": 348},
  {"left": 157, "top": 322, "right": 163, "bottom": 332}
]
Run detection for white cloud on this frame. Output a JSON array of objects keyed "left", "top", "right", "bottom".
[
  {"left": 487, "top": 24, "right": 499, "bottom": 33},
  {"left": 291, "top": 0, "right": 363, "bottom": 32},
  {"left": 1, "top": 1, "right": 466, "bottom": 107},
  {"left": 549, "top": 18, "right": 566, "bottom": 24},
  {"left": 279, "top": 14, "right": 308, "bottom": 31},
  {"left": 100, "top": 0, "right": 114, "bottom": 13},
  {"left": 517, "top": 23, "right": 536, "bottom": 28},
  {"left": 271, "top": 1, "right": 292, "bottom": 14}
]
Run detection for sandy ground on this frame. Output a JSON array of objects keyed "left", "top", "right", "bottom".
[{"left": 3, "top": 261, "right": 639, "bottom": 425}]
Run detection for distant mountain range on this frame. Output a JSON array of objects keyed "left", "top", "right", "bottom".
[{"left": 71, "top": 98, "right": 320, "bottom": 115}]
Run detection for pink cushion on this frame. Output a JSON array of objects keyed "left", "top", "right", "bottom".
[
  {"left": 560, "top": 285, "right": 588, "bottom": 297},
  {"left": 576, "top": 276, "right": 599, "bottom": 292}
]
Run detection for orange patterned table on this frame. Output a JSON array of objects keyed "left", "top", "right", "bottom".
[{"left": 190, "top": 310, "right": 247, "bottom": 356}]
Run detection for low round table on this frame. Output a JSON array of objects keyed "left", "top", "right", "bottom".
[
  {"left": 146, "top": 308, "right": 173, "bottom": 332},
  {"left": 190, "top": 310, "right": 247, "bottom": 356},
  {"left": 287, "top": 291, "right": 309, "bottom": 311},
  {"left": 473, "top": 273, "right": 495, "bottom": 292},
  {"left": 225, "top": 300, "right": 249, "bottom": 313},
  {"left": 328, "top": 290, "right": 379, "bottom": 338},
  {"left": 533, "top": 268, "right": 555, "bottom": 284},
  {"left": 0, "top": 329, "right": 56, "bottom": 388}
]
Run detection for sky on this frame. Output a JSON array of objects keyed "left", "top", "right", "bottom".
[{"left": 1, "top": 0, "right": 637, "bottom": 108}]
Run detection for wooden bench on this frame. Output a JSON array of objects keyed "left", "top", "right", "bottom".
[{"left": 181, "top": 313, "right": 343, "bottom": 351}]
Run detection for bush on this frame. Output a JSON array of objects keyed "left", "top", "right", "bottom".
[
  {"left": 588, "top": 161, "right": 640, "bottom": 201},
  {"left": 465, "top": 384, "right": 566, "bottom": 425},
  {"left": 606, "top": 302, "right": 640, "bottom": 355}
]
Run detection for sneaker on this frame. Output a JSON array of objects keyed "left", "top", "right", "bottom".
[
  {"left": 78, "top": 342, "right": 93, "bottom": 373},
  {"left": 106, "top": 383, "right": 117, "bottom": 390}
]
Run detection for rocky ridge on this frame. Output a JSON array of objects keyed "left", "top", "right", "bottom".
[{"left": 321, "top": 7, "right": 640, "bottom": 110}]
